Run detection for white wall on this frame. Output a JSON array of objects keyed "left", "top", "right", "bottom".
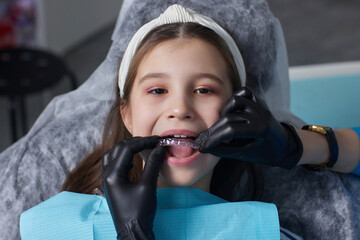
[{"left": 38, "top": 0, "right": 123, "bottom": 54}]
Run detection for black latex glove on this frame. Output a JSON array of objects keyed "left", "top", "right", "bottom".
[
  {"left": 195, "top": 87, "right": 303, "bottom": 169},
  {"left": 102, "top": 136, "right": 165, "bottom": 240}
]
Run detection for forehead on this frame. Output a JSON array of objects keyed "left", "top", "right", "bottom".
[{"left": 138, "top": 38, "right": 228, "bottom": 73}]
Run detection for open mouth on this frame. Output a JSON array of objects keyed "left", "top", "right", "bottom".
[{"left": 159, "top": 135, "right": 199, "bottom": 159}]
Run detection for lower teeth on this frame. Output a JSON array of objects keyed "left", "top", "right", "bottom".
[{"left": 158, "top": 138, "right": 200, "bottom": 149}]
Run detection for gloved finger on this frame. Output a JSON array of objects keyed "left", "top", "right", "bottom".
[
  {"left": 206, "top": 141, "right": 254, "bottom": 159},
  {"left": 235, "top": 87, "right": 271, "bottom": 112},
  {"left": 102, "top": 139, "right": 134, "bottom": 173},
  {"left": 125, "top": 136, "right": 160, "bottom": 154},
  {"left": 195, "top": 113, "right": 249, "bottom": 147},
  {"left": 102, "top": 150, "right": 112, "bottom": 171},
  {"left": 210, "top": 142, "right": 264, "bottom": 164},
  {"left": 220, "top": 94, "right": 246, "bottom": 116},
  {"left": 112, "top": 136, "right": 159, "bottom": 169},
  {"left": 198, "top": 121, "right": 254, "bottom": 152},
  {"left": 102, "top": 143, "right": 127, "bottom": 180},
  {"left": 199, "top": 109, "right": 268, "bottom": 152},
  {"left": 140, "top": 146, "right": 166, "bottom": 186},
  {"left": 223, "top": 96, "right": 272, "bottom": 122},
  {"left": 220, "top": 91, "right": 262, "bottom": 117},
  {"left": 102, "top": 137, "right": 139, "bottom": 170},
  {"left": 233, "top": 87, "right": 257, "bottom": 102},
  {"left": 107, "top": 136, "right": 160, "bottom": 183}
]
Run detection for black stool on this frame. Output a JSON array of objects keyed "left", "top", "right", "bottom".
[{"left": 0, "top": 47, "right": 77, "bottom": 142}]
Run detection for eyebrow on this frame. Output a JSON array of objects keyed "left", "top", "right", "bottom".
[
  {"left": 193, "top": 73, "right": 224, "bottom": 85},
  {"left": 138, "top": 72, "right": 225, "bottom": 85},
  {"left": 138, "top": 73, "right": 168, "bottom": 85}
]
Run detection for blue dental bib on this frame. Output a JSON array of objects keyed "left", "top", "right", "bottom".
[{"left": 20, "top": 187, "right": 280, "bottom": 239}]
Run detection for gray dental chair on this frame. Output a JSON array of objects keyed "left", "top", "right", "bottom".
[{"left": 1, "top": 0, "right": 359, "bottom": 239}]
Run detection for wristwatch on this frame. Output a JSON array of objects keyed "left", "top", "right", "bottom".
[{"left": 301, "top": 125, "right": 339, "bottom": 171}]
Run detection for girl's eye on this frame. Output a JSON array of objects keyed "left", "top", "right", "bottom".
[
  {"left": 194, "top": 88, "right": 213, "bottom": 94},
  {"left": 148, "top": 88, "right": 167, "bottom": 95}
]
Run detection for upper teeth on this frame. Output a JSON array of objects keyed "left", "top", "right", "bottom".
[{"left": 172, "top": 134, "right": 188, "bottom": 138}]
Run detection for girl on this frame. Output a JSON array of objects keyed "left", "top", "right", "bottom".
[
  {"left": 62, "top": 4, "right": 301, "bottom": 239},
  {"left": 62, "top": 5, "right": 274, "bottom": 238}
]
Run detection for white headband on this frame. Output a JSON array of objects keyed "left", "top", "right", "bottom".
[{"left": 118, "top": 4, "right": 246, "bottom": 97}]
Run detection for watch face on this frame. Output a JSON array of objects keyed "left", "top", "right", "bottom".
[{"left": 302, "top": 125, "right": 331, "bottom": 135}]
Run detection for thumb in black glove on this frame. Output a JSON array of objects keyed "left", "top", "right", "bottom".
[
  {"left": 195, "top": 87, "right": 303, "bottom": 169},
  {"left": 102, "top": 136, "right": 165, "bottom": 240}
]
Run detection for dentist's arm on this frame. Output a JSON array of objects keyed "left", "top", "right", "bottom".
[
  {"left": 196, "top": 87, "right": 360, "bottom": 173},
  {"left": 297, "top": 128, "right": 360, "bottom": 173}
]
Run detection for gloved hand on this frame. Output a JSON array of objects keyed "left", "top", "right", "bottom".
[
  {"left": 195, "top": 87, "right": 303, "bottom": 169},
  {"left": 102, "top": 136, "right": 165, "bottom": 240}
]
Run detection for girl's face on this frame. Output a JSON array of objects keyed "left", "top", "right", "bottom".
[{"left": 122, "top": 38, "right": 233, "bottom": 189}]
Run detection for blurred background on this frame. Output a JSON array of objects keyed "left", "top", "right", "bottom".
[{"left": 0, "top": 0, "right": 359, "bottom": 152}]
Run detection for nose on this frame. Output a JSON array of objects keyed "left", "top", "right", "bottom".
[{"left": 166, "top": 95, "right": 195, "bottom": 121}]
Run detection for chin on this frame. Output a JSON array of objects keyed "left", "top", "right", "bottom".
[
  {"left": 158, "top": 154, "right": 220, "bottom": 188},
  {"left": 159, "top": 170, "right": 203, "bottom": 187}
]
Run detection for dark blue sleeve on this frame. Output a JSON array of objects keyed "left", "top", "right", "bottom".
[{"left": 351, "top": 127, "right": 360, "bottom": 176}]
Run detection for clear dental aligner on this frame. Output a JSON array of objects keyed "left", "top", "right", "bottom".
[{"left": 158, "top": 138, "right": 200, "bottom": 149}]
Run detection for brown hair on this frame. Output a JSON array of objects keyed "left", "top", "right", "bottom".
[{"left": 61, "top": 22, "right": 263, "bottom": 201}]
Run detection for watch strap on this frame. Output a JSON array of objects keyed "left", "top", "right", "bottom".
[
  {"left": 301, "top": 125, "right": 339, "bottom": 171},
  {"left": 324, "top": 128, "right": 339, "bottom": 168}
]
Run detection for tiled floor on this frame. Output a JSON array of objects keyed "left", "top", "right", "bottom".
[{"left": 1, "top": 0, "right": 360, "bottom": 152}]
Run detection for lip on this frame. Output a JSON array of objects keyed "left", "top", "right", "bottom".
[
  {"left": 160, "top": 129, "right": 199, "bottom": 138},
  {"left": 166, "top": 151, "right": 201, "bottom": 166}
]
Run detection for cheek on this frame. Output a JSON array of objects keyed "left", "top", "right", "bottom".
[
  {"left": 206, "top": 90, "right": 232, "bottom": 126},
  {"left": 198, "top": 100, "right": 223, "bottom": 127},
  {"left": 130, "top": 101, "right": 160, "bottom": 135}
]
